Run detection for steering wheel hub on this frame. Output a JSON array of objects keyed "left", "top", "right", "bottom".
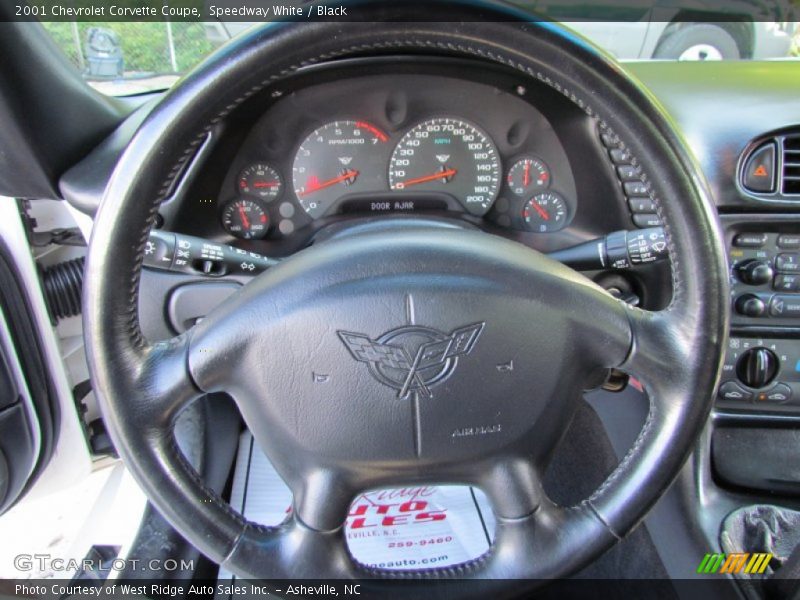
[
  {"left": 340, "top": 322, "right": 482, "bottom": 399},
  {"left": 188, "top": 229, "right": 631, "bottom": 530}
]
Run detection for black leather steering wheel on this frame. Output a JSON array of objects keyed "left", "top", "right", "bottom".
[{"left": 84, "top": 0, "right": 728, "bottom": 592}]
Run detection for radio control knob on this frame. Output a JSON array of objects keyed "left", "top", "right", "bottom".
[
  {"left": 736, "top": 347, "right": 779, "bottom": 389},
  {"left": 737, "top": 260, "right": 774, "bottom": 286},
  {"left": 735, "top": 294, "right": 766, "bottom": 318}
]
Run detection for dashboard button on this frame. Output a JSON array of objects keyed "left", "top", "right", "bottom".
[
  {"left": 735, "top": 294, "right": 766, "bottom": 317},
  {"left": 617, "top": 165, "right": 641, "bottom": 181},
  {"left": 632, "top": 213, "right": 661, "bottom": 228},
  {"left": 769, "top": 294, "right": 800, "bottom": 318},
  {"left": 774, "top": 274, "right": 800, "bottom": 291},
  {"left": 143, "top": 231, "right": 175, "bottom": 269},
  {"left": 736, "top": 348, "right": 779, "bottom": 389},
  {"left": 628, "top": 198, "right": 656, "bottom": 213},
  {"left": 742, "top": 143, "right": 776, "bottom": 193},
  {"left": 757, "top": 383, "right": 792, "bottom": 404},
  {"left": 600, "top": 133, "right": 619, "bottom": 148},
  {"left": 777, "top": 234, "right": 800, "bottom": 249},
  {"left": 718, "top": 381, "right": 753, "bottom": 402},
  {"left": 609, "top": 148, "right": 631, "bottom": 164},
  {"left": 776, "top": 253, "right": 800, "bottom": 273},
  {"left": 733, "top": 232, "right": 768, "bottom": 248},
  {"left": 624, "top": 182, "right": 648, "bottom": 197},
  {"left": 737, "top": 260, "right": 773, "bottom": 286}
]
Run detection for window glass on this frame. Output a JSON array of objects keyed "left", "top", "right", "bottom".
[{"left": 40, "top": 18, "right": 799, "bottom": 97}]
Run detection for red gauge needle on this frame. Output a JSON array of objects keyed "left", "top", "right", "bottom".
[
  {"left": 253, "top": 181, "right": 280, "bottom": 189},
  {"left": 395, "top": 168, "right": 457, "bottom": 190},
  {"left": 238, "top": 205, "right": 251, "bottom": 229},
  {"left": 530, "top": 201, "right": 550, "bottom": 221},
  {"left": 299, "top": 170, "right": 359, "bottom": 196},
  {"left": 523, "top": 161, "right": 531, "bottom": 187}
]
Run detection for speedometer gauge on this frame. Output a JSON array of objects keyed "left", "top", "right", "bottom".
[
  {"left": 388, "top": 118, "right": 501, "bottom": 215},
  {"left": 292, "top": 120, "right": 389, "bottom": 219}
]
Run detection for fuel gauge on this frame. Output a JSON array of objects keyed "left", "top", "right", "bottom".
[{"left": 507, "top": 157, "right": 550, "bottom": 196}]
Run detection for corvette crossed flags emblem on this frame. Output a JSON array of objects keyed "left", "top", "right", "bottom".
[{"left": 338, "top": 322, "right": 484, "bottom": 399}]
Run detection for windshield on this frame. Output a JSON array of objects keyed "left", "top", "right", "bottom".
[{"left": 40, "top": 15, "right": 800, "bottom": 96}]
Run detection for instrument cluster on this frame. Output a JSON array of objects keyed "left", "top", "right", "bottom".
[{"left": 216, "top": 73, "right": 579, "bottom": 241}]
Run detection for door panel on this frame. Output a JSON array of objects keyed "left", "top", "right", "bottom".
[{"left": 0, "top": 245, "right": 50, "bottom": 513}]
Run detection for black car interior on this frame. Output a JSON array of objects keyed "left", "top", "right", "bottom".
[{"left": 2, "top": 0, "right": 800, "bottom": 597}]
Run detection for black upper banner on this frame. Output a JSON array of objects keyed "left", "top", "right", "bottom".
[{"left": 3, "top": 0, "right": 799, "bottom": 22}]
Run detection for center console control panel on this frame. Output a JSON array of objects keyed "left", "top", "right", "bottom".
[
  {"left": 730, "top": 231, "right": 800, "bottom": 325},
  {"left": 718, "top": 336, "right": 800, "bottom": 413},
  {"left": 722, "top": 218, "right": 800, "bottom": 413}
]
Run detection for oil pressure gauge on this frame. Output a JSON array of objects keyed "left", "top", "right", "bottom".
[{"left": 237, "top": 163, "right": 283, "bottom": 202}]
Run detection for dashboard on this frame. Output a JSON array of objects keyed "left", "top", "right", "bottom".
[
  {"left": 141, "top": 58, "right": 800, "bottom": 429},
  {"left": 53, "top": 51, "right": 800, "bottom": 585},
  {"left": 161, "top": 59, "right": 655, "bottom": 258},
  {"left": 219, "top": 73, "right": 577, "bottom": 239}
]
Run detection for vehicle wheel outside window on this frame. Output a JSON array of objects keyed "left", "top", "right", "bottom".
[{"left": 654, "top": 24, "right": 741, "bottom": 60}]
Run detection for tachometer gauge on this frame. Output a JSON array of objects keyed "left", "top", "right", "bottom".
[
  {"left": 237, "top": 163, "right": 283, "bottom": 201},
  {"left": 292, "top": 120, "right": 390, "bottom": 219},
  {"left": 388, "top": 118, "right": 501, "bottom": 215},
  {"left": 507, "top": 157, "right": 550, "bottom": 195},
  {"left": 522, "top": 191, "right": 568, "bottom": 232},
  {"left": 221, "top": 198, "right": 270, "bottom": 239}
]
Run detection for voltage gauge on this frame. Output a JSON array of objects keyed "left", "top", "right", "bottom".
[{"left": 522, "top": 191, "right": 568, "bottom": 232}]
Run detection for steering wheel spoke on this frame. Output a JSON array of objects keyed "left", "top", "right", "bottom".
[
  {"left": 478, "top": 501, "right": 616, "bottom": 580},
  {"left": 225, "top": 457, "right": 617, "bottom": 582},
  {"left": 467, "top": 456, "right": 619, "bottom": 579},
  {"left": 225, "top": 514, "right": 357, "bottom": 579},
  {"left": 135, "top": 335, "right": 203, "bottom": 431},
  {"left": 475, "top": 456, "right": 548, "bottom": 520},
  {"left": 289, "top": 468, "right": 357, "bottom": 532},
  {"left": 620, "top": 307, "right": 692, "bottom": 400}
]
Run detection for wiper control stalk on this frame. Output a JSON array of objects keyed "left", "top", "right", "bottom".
[{"left": 548, "top": 227, "right": 668, "bottom": 271}]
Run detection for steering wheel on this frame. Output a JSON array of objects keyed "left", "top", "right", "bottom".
[{"left": 84, "top": 0, "right": 728, "bottom": 591}]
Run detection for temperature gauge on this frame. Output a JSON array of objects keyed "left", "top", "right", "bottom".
[
  {"left": 221, "top": 198, "right": 270, "bottom": 239},
  {"left": 238, "top": 163, "right": 283, "bottom": 201},
  {"left": 522, "top": 191, "right": 568, "bottom": 232},
  {"left": 507, "top": 157, "right": 550, "bottom": 196}
]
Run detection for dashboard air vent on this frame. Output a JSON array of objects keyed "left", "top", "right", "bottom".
[{"left": 784, "top": 135, "right": 800, "bottom": 195}]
